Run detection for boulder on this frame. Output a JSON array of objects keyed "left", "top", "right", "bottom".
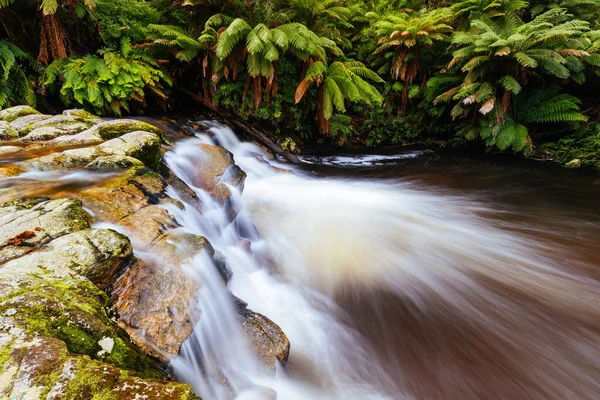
[
  {"left": 188, "top": 144, "right": 246, "bottom": 202},
  {"left": 0, "top": 334, "right": 199, "bottom": 400},
  {"left": 21, "top": 124, "right": 90, "bottom": 141},
  {"left": 0, "top": 105, "right": 40, "bottom": 122},
  {"left": 75, "top": 167, "right": 172, "bottom": 222},
  {"left": 111, "top": 232, "right": 212, "bottom": 358},
  {"left": 236, "top": 299, "right": 290, "bottom": 372},
  {"left": 0, "top": 197, "right": 200, "bottom": 399}
]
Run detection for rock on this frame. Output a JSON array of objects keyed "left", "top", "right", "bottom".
[
  {"left": 29, "top": 114, "right": 94, "bottom": 132},
  {"left": 37, "top": 228, "right": 134, "bottom": 290},
  {"left": 98, "top": 131, "right": 162, "bottom": 169},
  {"left": 565, "top": 159, "right": 582, "bottom": 169},
  {"left": 111, "top": 232, "right": 213, "bottom": 358},
  {"left": 9, "top": 114, "right": 52, "bottom": 135},
  {"left": 188, "top": 144, "right": 246, "bottom": 202},
  {"left": 75, "top": 167, "right": 171, "bottom": 222},
  {"left": 86, "top": 155, "right": 145, "bottom": 169},
  {"left": 0, "top": 332, "right": 199, "bottom": 399},
  {"left": 62, "top": 108, "right": 105, "bottom": 124},
  {"left": 0, "top": 121, "right": 17, "bottom": 140},
  {"left": 0, "top": 234, "right": 158, "bottom": 375},
  {"left": 0, "top": 198, "right": 90, "bottom": 264},
  {"left": 21, "top": 124, "right": 90, "bottom": 141},
  {"left": 48, "top": 119, "right": 165, "bottom": 150},
  {"left": 0, "top": 196, "right": 199, "bottom": 399},
  {"left": 24, "top": 131, "right": 162, "bottom": 171},
  {"left": 235, "top": 299, "right": 290, "bottom": 372},
  {"left": 0, "top": 164, "right": 26, "bottom": 177},
  {"left": 0, "top": 105, "right": 40, "bottom": 122}
]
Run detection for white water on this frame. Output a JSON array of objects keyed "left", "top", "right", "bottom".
[
  {"left": 163, "top": 122, "right": 600, "bottom": 400},
  {"left": 164, "top": 124, "right": 398, "bottom": 399}
]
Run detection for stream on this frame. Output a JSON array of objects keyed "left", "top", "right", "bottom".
[
  {"left": 164, "top": 122, "right": 600, "bottom": 399},
  {"left": 3, "top": 118, "right": 600, "bottom": 399}
]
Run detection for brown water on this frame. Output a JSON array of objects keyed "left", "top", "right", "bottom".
[{"left": 247, "top": 149, "right": 600, "bottom": 400}]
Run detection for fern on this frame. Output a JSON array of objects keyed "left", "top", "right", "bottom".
[
  {"left": 0, "top": 41, "right": 37, "bottom": 109},
  {"left": 43, "top": 41, "right": 172, "bottom": 116}
]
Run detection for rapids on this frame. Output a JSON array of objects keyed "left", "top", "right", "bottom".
[
  {"left": 3, "top": 116, "right": 600, "bottom": 399},
  {"left": 163, "top": 122, "right": 600, "bottom": 400}
]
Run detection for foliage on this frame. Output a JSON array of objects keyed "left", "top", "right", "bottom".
[
  {"left": 295, "top": 60, "right": 383, "bottom": 134},
  {"left": 0, "top": 41, "right": 37, "bottom": 108},
  {"left": 43, "top": 40, "right": 172, "bottom": 116},
  {"left": 94, "top": 0, "right": 161, "bottom": 46},
  {"left": 1, "top": 0, "right": 600, "bottom": 160}
]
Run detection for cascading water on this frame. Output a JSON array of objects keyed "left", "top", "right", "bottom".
[
  {"left": 162, "top": 122, "right": 600, "bottom": 400},
  {"left": 164, "top": 123, "right": 396, "bottom": 399}
]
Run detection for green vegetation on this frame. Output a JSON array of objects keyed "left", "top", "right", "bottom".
[{"left": 1, "top": 0, "right": 599, "bottom": 165}]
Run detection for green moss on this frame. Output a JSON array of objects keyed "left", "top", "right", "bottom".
[
  {"left": 0, "top": 277, "right": 162, "bottom": 377},
  {"left": 96, "top": 120, "right": 164, "bottom": 141},
  {"left": 63, "top": 358, "right": 117, "bottom": 400}
]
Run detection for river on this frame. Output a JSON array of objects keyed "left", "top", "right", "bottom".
[
  {"left": 3, "top": 117, "right": 600, "bottom": 399},
  {"left": 164, "top": 122, "right": 600, "bottom": 399}
]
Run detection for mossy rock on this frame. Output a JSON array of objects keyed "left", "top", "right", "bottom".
[
  {"left": 93, "top": 119, "right": 165, "bottom": 140},
  {"left": 86, "top": 155, "right": 145, "bottom": 170},
  {"left": 0, "top": 121, "right": 17, "bottom": 140},
  {"left": 0, "top": 228, "right": 160, "bottom": 375},
  {"left": 10, "top": 114, "right": 52, "bottom": 135},
  {"left": 0, "top": 106, "right": 40, "bottom": 122},
  {"left": 0, "top": 332, "right": 200, "bottom": 399}
]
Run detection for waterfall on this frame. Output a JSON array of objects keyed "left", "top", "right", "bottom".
[{"left": 164, "top": 123, "right": 396, "bottom": 399}]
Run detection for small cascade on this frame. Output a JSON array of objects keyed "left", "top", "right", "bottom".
[{"left": 164, "top": 123, "right": 395, "bottom": 399}]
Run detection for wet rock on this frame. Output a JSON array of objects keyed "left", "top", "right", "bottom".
[
  {"left": 0, "top": 198, "right": 90, "bottom": 264},
  {"left": 76, "top": 167, "right": 170, "bottom": 222},
  {"left": 29, "top": 114, "right": 94, "bottom": 132},
  {"left": 0, "top": 164, "right": 26, "bottom": 177},
  {"left": 10, "top": 114, "right": 52, "bottom": 135},
  {"left": 235, "top": 299, "right": 290, "bottom": 372},
  {"left": 0, "top": 236, "right": 158, "bottom": 375},
  {"left": 0, "top": 105, "right": 40, "bottom": 122},
  {"left": 0, "top": 195, "right": 199, "bottom": 398},
  {"left": 111, "top": 232, "right": 212, "bottom": 358},
  {"left": 0, "top": 121, "right": 17, "bottom": 140},
  {"left": 189, "top": 144, "right": 246, "bottom": 202},
  {"left": 38, "top": 228, "right": 134, "bottom": 290},
  {"left": 47, "top": 119, "right": 165, "bottom": 150},
  {"left": 62, "top": 108, "right": 105, "bottom": 124},
  {"left": 25, "top": 131, "right": 162, "bottom": 171},
  {"left": 0, "top": 328, "right": 199, "bottom": 399}
]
